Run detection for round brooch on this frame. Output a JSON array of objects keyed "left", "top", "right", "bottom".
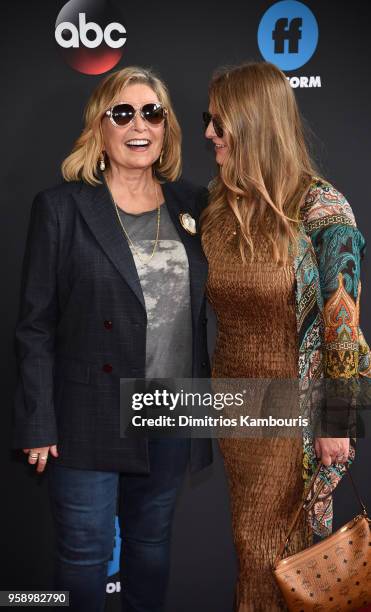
[{"left": 179, "top": 212, "right": 197, "bottom": 235}]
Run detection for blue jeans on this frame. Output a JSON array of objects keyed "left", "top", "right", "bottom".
[{"left": 48, "top": 439, "right": 190, "bottom": 612}]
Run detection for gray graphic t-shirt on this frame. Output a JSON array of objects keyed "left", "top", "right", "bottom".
[{"left": 118, "top": 204, "right": 192, "bottom": 378}]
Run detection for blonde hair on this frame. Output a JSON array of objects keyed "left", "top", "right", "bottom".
[
  {"left": 201, "top": 62, "right": 318, "bottom": 264},
  {"left": 62, "top": 66, "right": 182, "bottom": 185}
]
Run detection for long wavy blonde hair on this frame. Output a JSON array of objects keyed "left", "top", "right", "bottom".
[
  {"left": 62, "top": 66, "right": 182, "bottom": 185},
  {"left": 201, "top": 62, "right": 318, "bottom": 264}
]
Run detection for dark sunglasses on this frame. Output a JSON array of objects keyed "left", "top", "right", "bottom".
[
  {"left": 105, "top": 103, "right": 168, "bottom": 127},
  {"left": 202, "top": 111, "right": 224, "bottom": 138}
]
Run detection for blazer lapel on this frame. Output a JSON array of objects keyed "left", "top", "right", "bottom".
[
  {"left": 163, "top": 183, "right": 208, "bottom": 329},
  {"left": 73, "top": 181, "right": 146, "bottom": 310}
]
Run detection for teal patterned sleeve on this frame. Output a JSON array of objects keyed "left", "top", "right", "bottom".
[{"left": 304, "top": 181, "right": 367, "bottom": 381}]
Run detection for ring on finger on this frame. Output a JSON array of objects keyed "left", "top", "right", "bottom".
[
  {"left": 39, "top": 456, "right": 48, "bottom": 461},
  {"left": 29, "top": 453, "right": 39, "bottom": 459}
]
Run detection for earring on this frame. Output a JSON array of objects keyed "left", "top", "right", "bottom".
[{"left": 99, "top": 153, "right": 106, "bottom": 172}]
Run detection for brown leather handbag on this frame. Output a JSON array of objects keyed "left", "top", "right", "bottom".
[{"left": 273, "top": 464, "right": 371, "bottom": 612}]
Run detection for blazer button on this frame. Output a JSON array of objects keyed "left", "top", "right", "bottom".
[
  {"left": 202, "top": 318, "right": 207, "bottom": 326},
  {"left": 104, "top": 320, "right": 113, "bottom": 330},
  {"left": 102, "top": 363, "right": 113, "bottom": 373},
  {"left": 201, "top": 361, "right": 207, "bottom": 368}
]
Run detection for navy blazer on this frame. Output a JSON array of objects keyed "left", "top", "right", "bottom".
[{"left": 13, "top": 178, "right": 212, "bottom": 473}]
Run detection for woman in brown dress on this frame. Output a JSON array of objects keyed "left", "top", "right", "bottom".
[{"left": 200, "top": 62, "right": 360, "bottom": 611}]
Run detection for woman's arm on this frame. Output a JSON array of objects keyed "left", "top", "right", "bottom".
[
  {"left": 305, "top": 181, "right": 366, "bottom": 464},
  {"left": 13, "top": 191, "right": 60, "bottom": 454}
]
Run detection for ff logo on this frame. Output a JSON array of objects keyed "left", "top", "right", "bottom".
[
  {"left": 258, "top": 1, "right": 318, "bottom": 71},
  {"left": 107, "top": 516, "right": 121, "bottom": 578},
  {"left": 55, "top": 0, "right": 127, "bottom": 75}
]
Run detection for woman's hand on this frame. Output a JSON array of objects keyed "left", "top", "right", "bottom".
[
  {"left": 22, "top": 445, "right": 58, "bottom": 473},
  {"left": 314, "top": 438, "right": 350, "bottom": 466}
]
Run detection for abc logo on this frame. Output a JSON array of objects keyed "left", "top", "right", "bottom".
[
  {"left": 258, "top": 0, "right": 318, "bottom": 71},
  {"left": 55, "top": 13, "right": 126, "bottom": 49},
  {"left": 55, "top": 0, "right": 127, "bottom": 75}
]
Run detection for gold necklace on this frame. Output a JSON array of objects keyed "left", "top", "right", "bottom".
[{"left": 112, "top": 181, "right": 161, "bottom": 265}]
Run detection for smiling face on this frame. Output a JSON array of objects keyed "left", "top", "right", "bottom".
[
  {"left": 101, "top": 82, "right": 166, "bottom": 173},
  {"left": 204, "top": 106, "right": 229, "bottom": 166}
]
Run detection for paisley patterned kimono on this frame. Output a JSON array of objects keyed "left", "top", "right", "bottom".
[{"left": 295, "top": 179, "right": 371, "bottom": 536}]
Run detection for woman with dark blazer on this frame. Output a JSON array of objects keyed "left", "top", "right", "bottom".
[{"left": 13, "top": 66, "right": 212, "bottom": 612}]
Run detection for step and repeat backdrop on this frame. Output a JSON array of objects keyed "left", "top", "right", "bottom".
[{"left": 2, "top": 1, "right": 371, "bottom": 611}]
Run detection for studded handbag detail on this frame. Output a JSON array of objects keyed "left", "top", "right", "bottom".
[{"left": 273, "top": 464, "right": 371, "bottom": 611}]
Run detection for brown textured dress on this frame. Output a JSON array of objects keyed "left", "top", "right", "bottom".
[{"left": 202, "top": 209, "right": 312, "bottom": 611}]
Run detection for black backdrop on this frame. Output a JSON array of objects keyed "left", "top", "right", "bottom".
[{"left": 2, "top": 1, "right": 371, "bottom": 611}]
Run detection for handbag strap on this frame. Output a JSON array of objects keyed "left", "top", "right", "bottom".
[
  {"left": 345, "top": 464, "right": 369, "bottom": 514},
  {"left": 273, "top": 463, "right": 369, "bottom": 567}
]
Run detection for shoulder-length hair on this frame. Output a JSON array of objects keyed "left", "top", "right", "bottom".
[
  {"left": 62, "top": 66, "right": 182, "bottom": 185},
  {"left": 201, "top": 61, "right": 319, "bottom": 264}
]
